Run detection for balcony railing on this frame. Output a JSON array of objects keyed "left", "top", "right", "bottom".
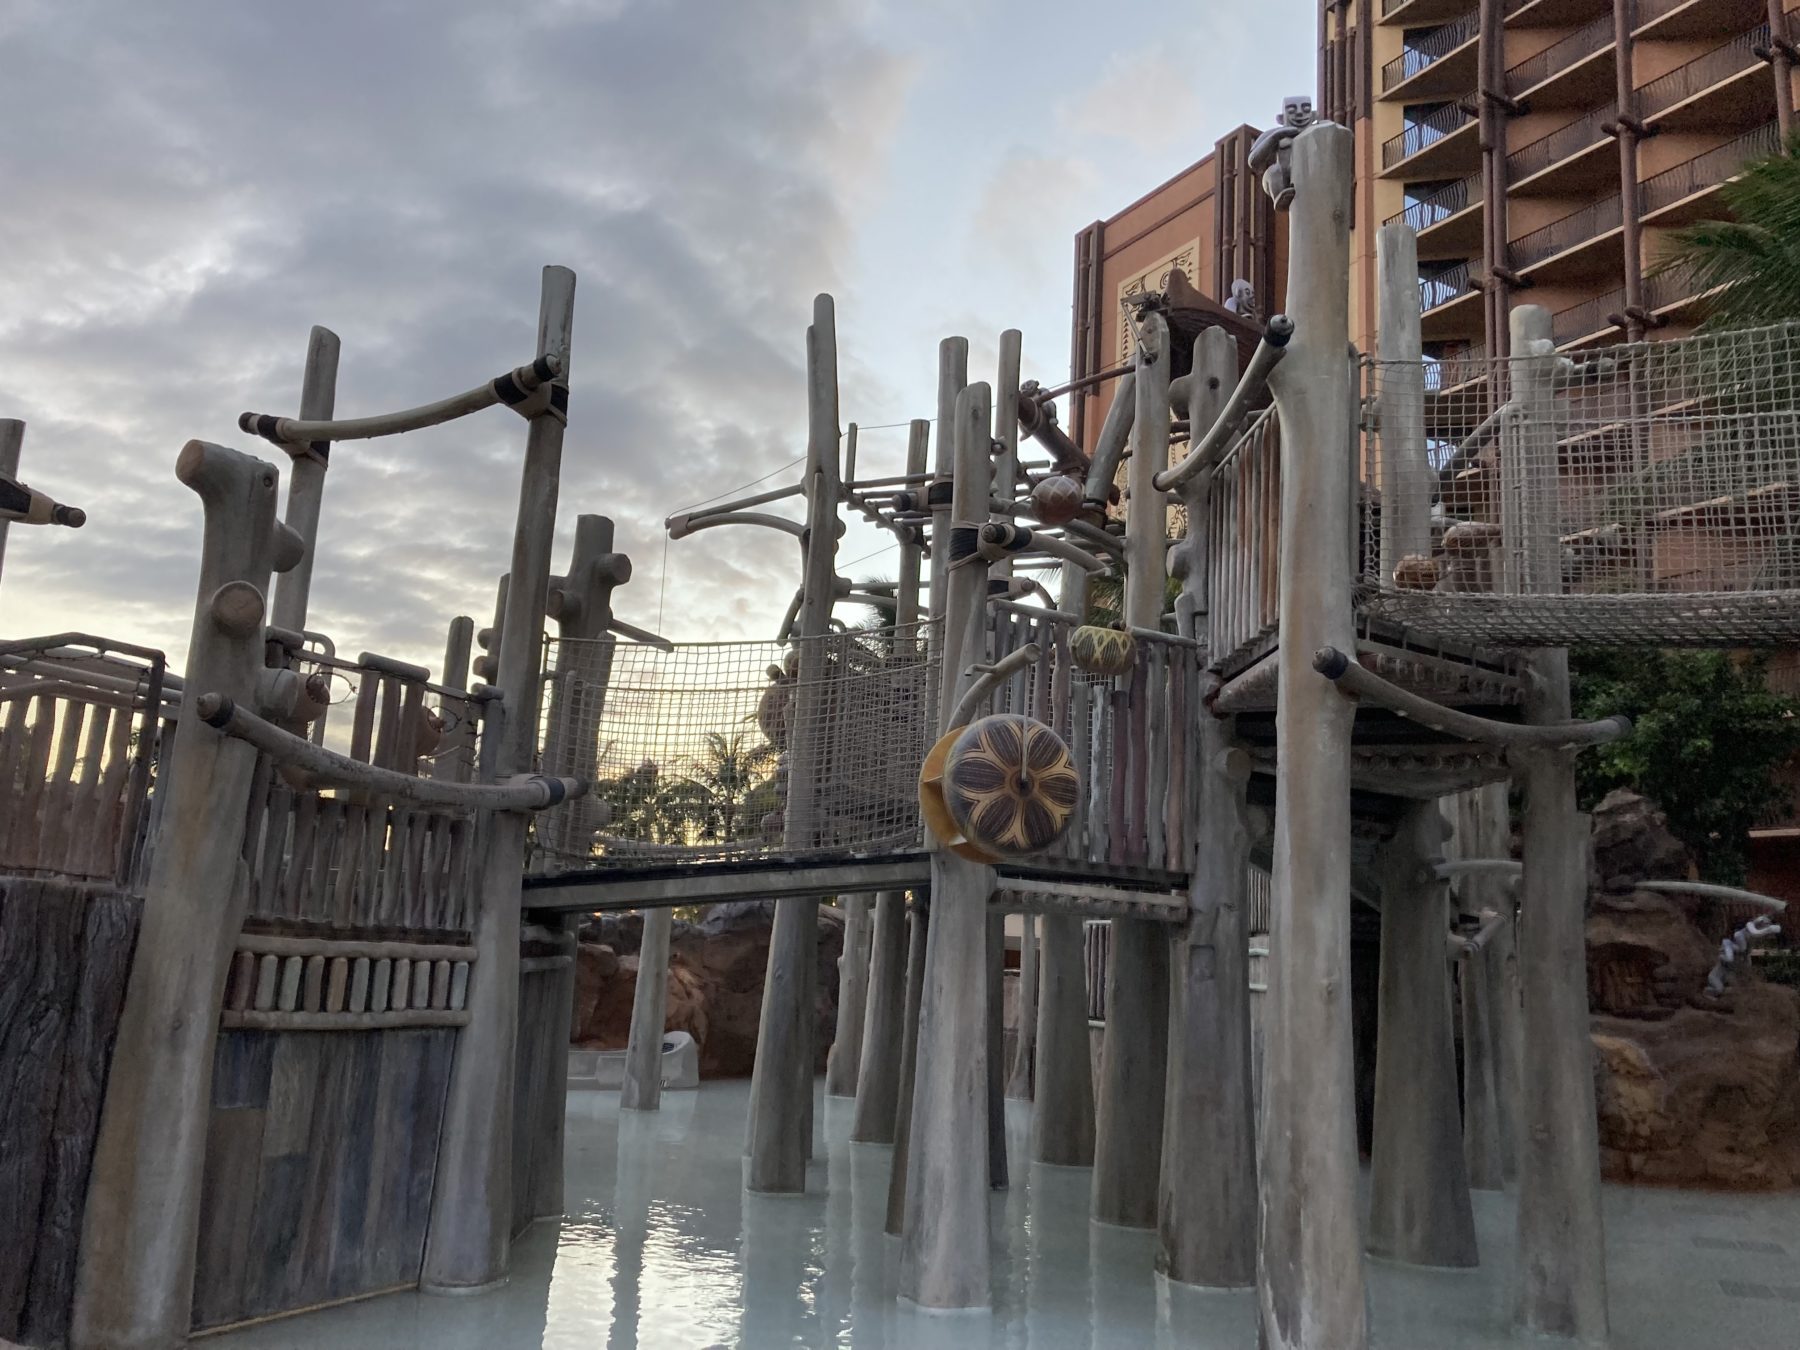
[
  {"left": 1383, "top": 103, "right": 1476, "bottom": 170},
  {"left": 1386, "top": 173, "right": 1482, "bottom": 230},
  {"left": 1381, "top": 12, "right": 1480, "bottom": 91},
  {"left": 1420, "top": 261, "right": 1475, "bottom": 311},
  {"left": 1551, "top": 288, "right": 1625, "bottom": 345},
  {"left": 1641, "top": 121, "right": 1780, "bottom": 215},
  {"left": 1506, "top": 101, "right": 1616, "bottom": 183},
  {"left": 1640, "top": 23, "right": 1769, "bottom": 119},
  {"left": 1512, "top": 192, "right": 1623, "bottom": 270},
  {"left": 1506, "top": 14, "right": 1614, "bottom": 95},
  {"left": 1642, "top": 264, "right": 1703, "bottom": 314}
]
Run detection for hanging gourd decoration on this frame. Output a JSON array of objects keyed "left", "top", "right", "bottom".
[
  {"left": 1030, "top": 473, "right": 1085, "bottom": 526},
  {"left": 1070, "top": 622, "right": 1136, "bottom": 677},
  {"left": 921, "top": 714, "right": 1079, "bottom": 861}
]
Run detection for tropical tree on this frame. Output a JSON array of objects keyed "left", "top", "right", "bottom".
[
  {"left": 680, "top": 729, "right": 778, "bottom": 843},
  {"left": 1656, "top": 133, "right": 1800, "bottom": 330}
]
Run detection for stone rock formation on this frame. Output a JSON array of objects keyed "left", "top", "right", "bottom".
[
  {"left": 1583, "top": 792, "right": 1800, "bottom": 1188},
  {"left": 568, "top": 901, "right": 845, "bottom": 1079}
]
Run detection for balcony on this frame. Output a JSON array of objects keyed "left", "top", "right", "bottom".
[
  {"left": 1382, "top": 102, "right": 1479, "bottom": 176},
  {"left": 1642, "top": 24, "right": 1776, "bottom": 129},
  {"left": 1381, "top": 0, "right": 1476, "bottom": 24},
  {"left": 1420, "top": 260, "right": 1476, "bottom": 313},
  {"left": 1512, "top": 192, "right": 1624, "bottom": 273},
  {"left": 1641, "top": 121, "right": 1781, "bottom": 223},
  {"left": 1507, "top": 101, "right": 1618, "bottom": 193},
  {"left": 1381, "top": 13, "right": 1480, "bottom": 99},
  {"left": 1386, "top": 173, "right": 1484, "bottom": 258},
  {"left": 1552, "top": 287, "right": 1626, "bottom": 348},
  {"left": 1507, "top": 0, "right": 1610, "bottom": 28},
  {"left": 1506, "top": 14, "right": 1617, "bottom": 107},
  {"left": 1635, "top": 0, "right": 1766, "bottom": 43}
]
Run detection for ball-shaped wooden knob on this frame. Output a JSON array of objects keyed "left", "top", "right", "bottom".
[
  {"left": 1070, "top": 623, "right": 1136, "bottom": 677},
  {"left": 941, "top": 714, "right": 1078, "bottom": 859},
  {"left": 1031, "top": 473, "right": 1085, "bottom": 526}
]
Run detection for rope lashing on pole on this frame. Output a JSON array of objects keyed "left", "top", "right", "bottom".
[
  {"left": 196, "top": 692, "right": 588, "bottom": 811},
  {"left": 1154, "top": 315, "right": 1294, "bottom": 493},
  {"left": 0, "top": 472, "right": 85, "bottom": 527},
  {"left": 239, "top": 353, "right": 564, "bottom": 452},
  {"left": 1313, "top": 646, "right": 1632, "bottom": 748}
]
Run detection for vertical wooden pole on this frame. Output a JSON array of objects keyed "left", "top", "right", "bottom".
[
  {"left": 71, "top": 443, "right": 296, "bottom": 1350},
  {"left": 1092, "top": 309, "right": 1172, "bottom": 1230},
  {"left": 0, "top": 419, "right": 22, "bottom": 591},
  {"left": 422, "top": 265, "right": 575, "bottom": 1292},
  {"left": 1367, "top": 800, "right": 1479, "bottom": 1267},
  {"left": 747, "top": 294, "right": 841, "bottom": 1194},
  {"left": 270, "top": 326, "right": 342, "bottom": 634},
  {"left": 1377, "top": 224, "right": 1431, "bottom": 580},
  {"left": 825, "top": 894, "right": 872, "bottom": 1097},
  {"left": 1031, "top": 562, "right": 1097, "bottom": 1167},
  {"left": 853, "top": 417, "right": 929, "bottom": 1145},
  {"left": 1006, "top": 914, "right": 1038, "bottom": 1100},
  {"left": 1257, "top": 122, "right": 1368, "bottom": 1350},
  {"left": 1770, "top": 0, "right": 1796, "bottom": 137},
  {"left": 898, "top": 382, "right": 996, "bottom": 1310},
  {"left": 432, "top": 616, "right": 476, "bottom": 783},
  {"left": 1509, "top": 304, "right": 1609, "bottom": 1345},
  {"left": 1157, "top": 325, "right": 1256, "bottom": 1287},
  {"left": 1453, "top": 782, "right": 1519, "bottom": 1189}
]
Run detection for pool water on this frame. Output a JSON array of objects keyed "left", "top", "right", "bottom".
[{"left": 203, "top": 1078, "right": 1800, "bottom": 1348}]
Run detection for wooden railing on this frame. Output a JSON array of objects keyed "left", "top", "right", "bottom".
[
  {"left": 0, "top": 636, "right": 171, "bottom": 888},
  {"left": 1204, "top": 408, "right": 1282, "bottom": 672}
]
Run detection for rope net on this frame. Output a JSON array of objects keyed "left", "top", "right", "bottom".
[
  {"left": 533, "top": 622, "right": 938, "bottom": 873},
  {"left": 1358, "top": 320, "right": 1800, "bottom": 647}
]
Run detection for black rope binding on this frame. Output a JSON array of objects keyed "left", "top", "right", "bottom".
[
  {"left": 926, "top": 480, "right": 955, "bottom": 508},
  {"left": 947, "top": 525, "right": 982, "bottom": 562}
]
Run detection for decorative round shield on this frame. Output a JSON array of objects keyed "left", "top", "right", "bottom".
[
  {"left": 940, "top": 714, "right": 1078, "bottom": 859},
  {"left": 1070, "top": 623, "right": 1136, "bottom": 677},
  {"left": 918, "top": 728, "right": 994, "bottom": 862},
  {"left": 1030, "top": 473, "right": 1085, "bottom": 526}
]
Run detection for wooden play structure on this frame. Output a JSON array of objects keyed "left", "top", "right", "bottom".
[{"left": 6, "top": 117, "right": 1800, "bottom": 1350}]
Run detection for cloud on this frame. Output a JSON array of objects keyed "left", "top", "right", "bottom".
[{"left": 0, "top": 1, "right": 915, "bottom": 674}]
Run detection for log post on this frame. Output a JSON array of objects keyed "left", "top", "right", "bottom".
[
  {"left": 886, "top": 340, "right": 966, "bottom": 1226},
  {"left": 1031, "top": 560, "right": 1097, "bottom": 1167},
  {"left": 825, "top": 894, "right": 872, "bottom": 1096},
  {"left": 0, "top": 419, "right": 21, "bottom": 590},
  {"left": 1509, "top": 304, "right": 1609, "bottom": 1345},
  {"left": 1257, "top": 121, "right": 1368, "bottom": 1350},
  {"left": 1157, "top": 324, "right": 1256, "bottom": 1288},
  {"left": 1367, "top": 799, "right": 1479, "bottom": 1267},
  {"left": 1092, "top": 308, "right": 1172, "bottom": 1230},
  {"left": 1376, "top": 224, "right": 1431, "bottom": 579},
  {"left": 898, "top": 381, "right": 996, "bottom": 1310},
  {"left": 432, "top": 616, "right": 477, "bottom": 784},
  {"left": 422, "top": 264, "right": 575, "bottom": 1293},
  {"left": 852, "top": 416, "right": 930, "bottom": 1144},
  {"left": 269, "top": 326, "right": 341, "bottom": 633},
  {"left": 746, "top": 294, "right": 841, "bottom": 1194},
  {"left": 1452, "top": 782, "right": 1519, "bottom": 1189},
  {"left": 1005, "top": 914, "right": 1037, "bottom": 1099},
  {"left": 71, "top": 442, "right": 299, "bottom": 1350}
]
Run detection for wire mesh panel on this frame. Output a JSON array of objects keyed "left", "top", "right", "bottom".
[
  {"left": 1360, "top": 321, "right": 1800, "bottom": 647},
  {"left": 534, "top": 623, "right": 938, "bottom": 872}
]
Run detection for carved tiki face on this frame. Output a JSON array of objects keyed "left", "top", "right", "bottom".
[{"left": 1282, "top": 94, "right": 1315, "bottom": 129}]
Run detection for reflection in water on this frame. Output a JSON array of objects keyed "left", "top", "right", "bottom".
[{"left": 201, "top": 1077, "right": 1800, "bottom": 1350}]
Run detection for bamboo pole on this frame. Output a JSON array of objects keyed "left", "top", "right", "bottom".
[
  {"left": 1256, "top": 122, "right": 1368, "bottom": 1350},
  {"left": 422, "top": 265, "right": 575, "bottom": 1294}
]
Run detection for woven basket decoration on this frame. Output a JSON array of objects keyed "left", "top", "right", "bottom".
[
  {"left": 940, "top": 714, "right": 1078, "bottom": 859},
  {"left": 1030, "top": 473, "right": 1085, "bottom": 526},
  {"left": 1069, "top": 623, "right": 1136, "bottom": 677}
]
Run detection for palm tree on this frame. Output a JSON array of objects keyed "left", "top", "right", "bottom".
[
  {"left": 1656, "top": 134, "right": 1800, "bottom": 330},
  {"left": 679, "top": 729, "right": 778, "bottom": 843}
]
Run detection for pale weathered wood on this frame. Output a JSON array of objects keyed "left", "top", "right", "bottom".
[
  {"left": 825, "top": 894, "right": 870, "bottom": 1098},
  {"left": 884, "top": 899, "right": 928, "bottom": 1231},
  {"left": 269, "top": 325, "right": 341, "bottom": 634},
  {"left": 1376, "top": 224, "right": 1431, "bottom": 580},
  {"left": 1005, "top": 914, "right": 1037, "bottom": 1100},
  {"left": 1256, "top": 122, "right": 1369, "bottom": 1350},
  {"left": 621, "top": 907, "right": 674, "bottom": 1112}
]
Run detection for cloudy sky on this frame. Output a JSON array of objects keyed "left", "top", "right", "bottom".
[{"left": 1, "top": 0, "right": 1312, "bottom": 675}]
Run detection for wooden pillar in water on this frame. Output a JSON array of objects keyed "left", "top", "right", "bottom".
[
  {"left": 886, "top": 339, "right": 965, "bottom": 1228},
  {"left": 1257, "top": 122, "right": 1369, "bottom": 1350},
  {"left": 71, "top": 443, "right": 301, "bottom": 1350},
  {"left": 268, "top": 326, "right": 341, "bottom": 634},
  {"left": 1451, "top": 782, "right": 1519, "bottom": 1189},
  {"left": 1092, "top": 308, "right": 1171, "bottom": 1230},
  {"left": 1006, "top": 915, "right": 1037, "bottom": 1100},
  {"left": 746, "top": 294, "right": 842, "bottom": 1194},
  {"left": 1508, "top": 303, "right": 1609, "bottom": 1345},
  {"left": 1367, "top": 800, "right": 1479, "bottom": 1267},
  {"left": 1031, "top": 561, "right": 1096, "bottom": 1167},
  {"left": 826, "top": 894, "right": 871, "bottom": 1097},
  {"left": 853, "top": 416, "right": 930, "bottom": 1144},
  {"left": 422, "top": 265, "right": 575, "bottom": 1292},
  {"left": 1157, "top": 324, "right": 1256, "bottom": 1287},
  {"left": 898, "top": 381, "right": 996, "bottom": 1310}
]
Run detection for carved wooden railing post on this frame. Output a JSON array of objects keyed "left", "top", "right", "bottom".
[
  {"left": 746, "top": 294, "right": 842, "bottom": 1194},
  {"left": 71, "top": 441, "right": 301, "bottom": 1350},
  {"left": 422, "top": 264, "right": 575, "bottom": 1294},
  {"left": 431, "top": 615, "right": 477, "bottom": 785},
  {"left": 1157, "top": 324, "right": 1256, "bottom": 1288},
  {"left": 898, "top": 380, "right": 995, "bottom": 1310},
  {"left": 1257, "top": 120, "right": 1369, "bottom": 1350}
]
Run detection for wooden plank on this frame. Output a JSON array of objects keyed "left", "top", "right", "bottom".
[
  {"left": 96, "top": 707, "right": 135, "bottom": 882},
  {"left": 1127, "top": 654, "right": 1150, "bottom": 868},
  {"left": 321, "top": 1032, "right": 381, "bottom": 1301},
  {"left": 280, "top": 793, "right": 321, "bottom": 919},
  {"left": 347, "top": 675, "right": 378, "bottom": 766},
  {"left": 0, "top": 697, "right": 34, "bottom": 865},
  {"left": 1108, "top": 685, "right": 1129, "bottom": 866},
  {"left": 190, "top": 1105, "right": 268, "bottom": 1329},
  {"left": 402, "top": 811, "right": 429, "bottom": 929},
  {"left": 20, "top": 890, "right": 140, "bottom": 1345},
  {"left": 65, "top": 704, "right": 112, "bottom": 876},
  {"left": 1145, "top": 644, "right": 1168, "bottom": 870},
  {"left": 332, "top": 803, "right": 367, "bottom": 928}
]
